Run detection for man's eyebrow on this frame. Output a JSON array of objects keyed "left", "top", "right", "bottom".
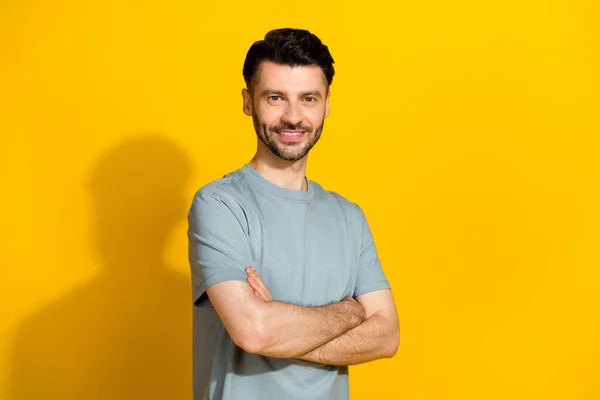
[
  {"left": 261, "top": 89, "right": 286, "bottom": 96},
  {"left": 260, "top": 89, "right": 324, "bottom": 98},
  {"left": 299, "top": 90, "right": 323, "bottom": 98}
]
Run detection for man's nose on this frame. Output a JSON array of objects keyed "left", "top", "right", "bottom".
[{"left": 281, "top": 102, "right": 303, "bottom": 126}]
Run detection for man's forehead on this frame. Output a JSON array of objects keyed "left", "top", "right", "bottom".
[{"left": 253, "top": 61, "right": 328, "bottom": 91}]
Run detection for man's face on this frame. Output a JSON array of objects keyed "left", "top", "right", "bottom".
[{"left": 242, "top": 60, "right": 330, "bottom": 162}]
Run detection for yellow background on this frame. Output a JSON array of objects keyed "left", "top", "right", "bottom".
[{"left": 1, "top": 1, "right": 599, "bottom": 399}]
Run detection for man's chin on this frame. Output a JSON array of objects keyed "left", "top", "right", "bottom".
[{"left": 271, "top": 148, "right": 308, "bottom": 162}]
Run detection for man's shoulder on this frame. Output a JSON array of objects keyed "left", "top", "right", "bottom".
[
  {"left": 311, "top": 181, "right": 363, "bottom": 216},
  {"left": 187, "top": 167, "right": 256, "bottom": 228},
  {"left": 192, "top": 166, "right": 250, "bottom": 202}
]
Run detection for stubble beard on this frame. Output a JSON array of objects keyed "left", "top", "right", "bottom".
[{"left": 252, "top": 109, "right": 325, "bottom": 162}]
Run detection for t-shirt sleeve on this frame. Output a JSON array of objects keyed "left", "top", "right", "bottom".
[
  {"left": 354, "top": 207, "right": 391, "bottom": 297},
  {"left": 187, "top": 191, "right": 253, "bottom": 306}
]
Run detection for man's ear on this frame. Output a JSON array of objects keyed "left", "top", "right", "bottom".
[
  {"left": 242, "top": 88, "right": 252, "bottom": 116},
  {"left": 325, "top": 90, "right": 331, "bottom": 118}
]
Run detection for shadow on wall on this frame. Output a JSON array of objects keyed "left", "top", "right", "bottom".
[{"left": 9, "top": 134, "right": 194, "bottom": 399}]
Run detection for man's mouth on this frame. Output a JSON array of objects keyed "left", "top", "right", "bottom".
[{"left": 276, "top": 130, "right": 306, "bottom": 141}]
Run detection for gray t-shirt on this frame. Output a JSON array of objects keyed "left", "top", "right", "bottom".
[{"left": 187, "top": 164, "right": 390, "bottom": 400}]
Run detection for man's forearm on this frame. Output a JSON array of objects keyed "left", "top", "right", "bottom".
[
  {"left": 297, "top": 310, "right": 399, "bottom": 365},
  {"left": 249, "top": 297, "right": 364, "bottom": 358}
]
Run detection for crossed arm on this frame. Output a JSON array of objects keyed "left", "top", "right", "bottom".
[{"left": 206, "top": 267, "right": 399, "bottom": 365}]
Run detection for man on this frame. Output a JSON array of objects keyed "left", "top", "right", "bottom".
[{"left": 188, "top": 28, "right": 399, "bottom": 400}]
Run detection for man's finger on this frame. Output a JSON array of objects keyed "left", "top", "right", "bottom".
[
  {"left": 245, "top": 267, "right": 272, "bottom": 301},
  {"left": 251, "top": 273, "right": 271, "bottom": 300},
  {"left": 247, "top": 275, "right": 270, "bottom": 301},
  {"left": 248, "top": 269, "right": 272, "bottom": 301},
  {"left": 247, "top": 275, "right": 260, "bottom": 291},
  {"left": 253, "top": 289, "right": 265, "bottom": 300}
]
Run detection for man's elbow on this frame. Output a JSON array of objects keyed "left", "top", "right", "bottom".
[
  {"left": 230, "top": 308, "right": 269, "bottom": 354},
  {"left": 236, "top": 333, "right": 264, "bottom": 354},
  {"left": 385, "top": 325, "right": 400, "bottom": 358}
]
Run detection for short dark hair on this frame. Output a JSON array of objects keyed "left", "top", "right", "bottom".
[{"left": 242, "top": 28, "right": 335, "bottom": 92}]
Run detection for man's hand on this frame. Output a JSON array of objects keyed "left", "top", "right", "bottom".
[
  {"left": 245, "top": 267, "right": 272, "bottom": 302},
  {"left": 298, "top": 289, "right": 399, "bottom": 365},
  {"left": 245, "top": 266, "right": 365, "bottom": 322},
  {"left": 207, "top": 267, "right": 368, "bottom": 358},
  {"left": 243, "top": 267, "right": 398, "bottom": 366}
]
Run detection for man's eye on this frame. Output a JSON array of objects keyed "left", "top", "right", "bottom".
[
  {"left": 269, "top": 96, "right": 281, "bottom": 101},
  {"left": 303, "top": 97, "right": 316, "bottom": 103}
]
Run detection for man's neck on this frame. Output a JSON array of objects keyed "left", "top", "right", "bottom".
[{"left": 248, "top": 155, "right": 308, "bottom": 192}]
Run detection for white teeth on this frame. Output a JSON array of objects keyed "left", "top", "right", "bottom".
[{"left": 279, "top": 131, "right": 303, "bottom": 136}]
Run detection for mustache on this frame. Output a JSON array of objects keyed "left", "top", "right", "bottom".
[{"left": 269, "top": 123, "right": 312, "bottom": 132}]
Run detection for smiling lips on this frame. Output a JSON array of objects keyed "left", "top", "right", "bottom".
[{"left": 276, "top": 130, "right": 306, "bottom": 141}]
